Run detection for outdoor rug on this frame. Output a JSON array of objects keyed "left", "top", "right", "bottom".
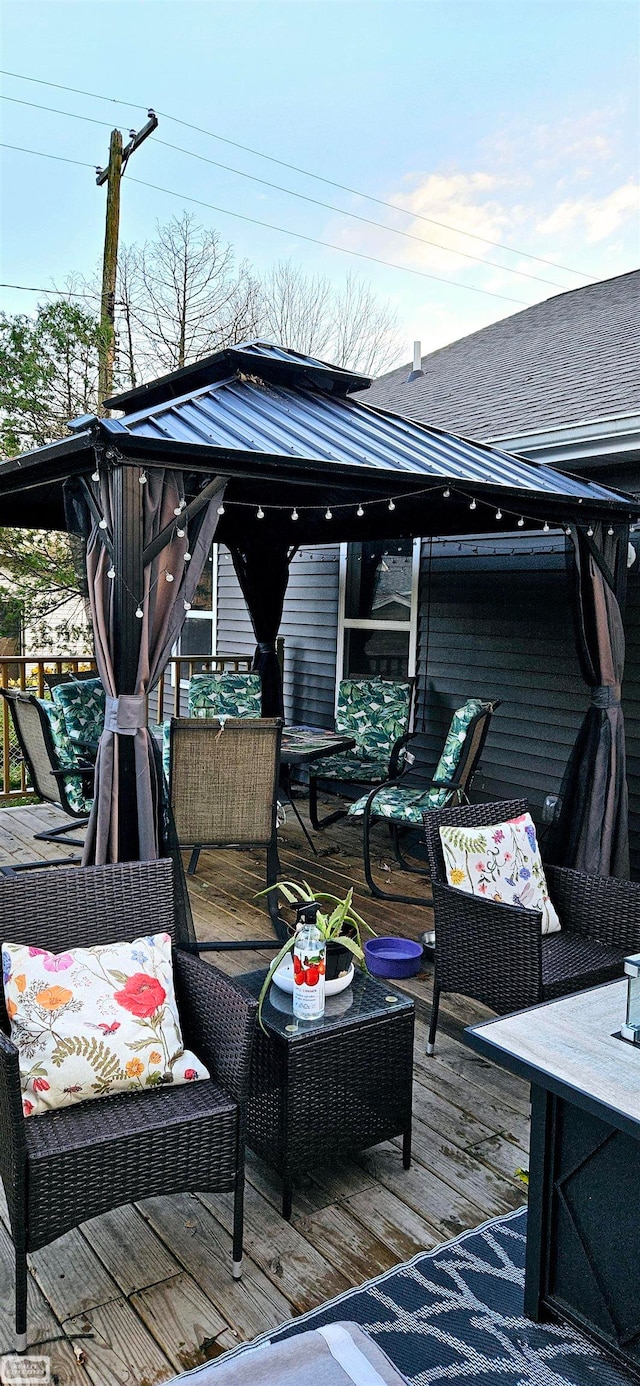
[{"left": 172, "top": 1206, "right": 635, "bottom": 1385}]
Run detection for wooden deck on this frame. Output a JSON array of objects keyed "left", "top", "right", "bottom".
[{"left": 0, "top": 797, "right": 529, "bottom": 1384}]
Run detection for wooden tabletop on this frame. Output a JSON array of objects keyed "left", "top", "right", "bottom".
[{"left": 466, "top": 980, "right": 640, "bottom": 1137}]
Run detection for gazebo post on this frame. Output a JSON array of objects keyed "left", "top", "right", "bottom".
[{"left": 111, "top": 454, "right": 144, "bottom": 860}]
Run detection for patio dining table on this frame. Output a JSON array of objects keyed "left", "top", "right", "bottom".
[{"left": 278, "top": 724, "right": 356, "bottom": 853}]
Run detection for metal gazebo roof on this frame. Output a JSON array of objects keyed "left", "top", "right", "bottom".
[{"left": 0, "top": 340, "right": 637, "bottom": 541}]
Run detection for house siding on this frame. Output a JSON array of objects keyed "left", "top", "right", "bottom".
[{"left": 216, "top": 544, "right": 340, "bottom": 727}]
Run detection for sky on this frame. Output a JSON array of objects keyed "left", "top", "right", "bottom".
[{"left": 0, "top": 0, "right": 638, "bottom": 370}]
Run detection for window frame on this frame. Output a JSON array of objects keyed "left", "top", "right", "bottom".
[
  {"left": 172, "top": 543, "right": 218, "bottom": 685},
  {"left": 335, "top": 537, "right": 421, "bottom": 713}
]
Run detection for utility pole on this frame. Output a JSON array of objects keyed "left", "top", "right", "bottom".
[{"left": 96, "top": 110, "right": 158, "bottom": 412}]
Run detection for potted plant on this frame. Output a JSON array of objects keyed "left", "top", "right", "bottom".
[{"left": 256, "top": 880, "right": 374, "bottom": 1030}]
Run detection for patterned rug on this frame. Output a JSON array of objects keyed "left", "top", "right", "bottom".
[{"left": 195, "top": 1206, "right": 635, "bottom": 1385}]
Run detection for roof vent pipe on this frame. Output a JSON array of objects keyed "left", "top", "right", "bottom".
[{"left": 405, "top": 340, "right": 424, "bottom": 384}]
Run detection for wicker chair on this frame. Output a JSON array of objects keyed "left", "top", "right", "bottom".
[
  {"left": 423, "top": 798, "right": 640, "bottom": 1054},
  {"left": 351, "top": 700, "right": 498, "bottom": 906},
  {"left": 169, "top": 716, "right": 287, "bottom": 948},
  {"left": 0, "top": 857, "right": 258, "bottom": 1349},
  {"left": 0, "top": 688, "right": 95, "bottom": 871}
]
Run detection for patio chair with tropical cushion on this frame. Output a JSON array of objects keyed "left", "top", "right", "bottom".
[
  {"left": 161, "top": 672, "right": 262, "bottom": 776},
  {"left": 0, "top": 689, "right": 96, "bottom": 869},
  {"left": 349, "top": 698, "right": 499, "bottom": 904},
  {"left": 423, "top": 797, "right": 640, "bottom": 1054},
  {"left": 308, "top": 677, "right": 413, "bottom": 830},
  {"left": 51, "top": 675, "right": 105, "bottom": 755},
  {"left": 0, "top": 856, "right": 257, "bottom": 1349}
]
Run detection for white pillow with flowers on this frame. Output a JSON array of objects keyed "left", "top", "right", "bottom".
[
  {"left": 438, "top": 812, "right": 561, "bottom": 935},
  {"left": 2, "top": 931, "right": 209, "bottom": 1118}
]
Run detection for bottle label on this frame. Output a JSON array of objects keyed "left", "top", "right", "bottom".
[{"left": 293, "top": 939, "right": 326, "bottom": 1019}]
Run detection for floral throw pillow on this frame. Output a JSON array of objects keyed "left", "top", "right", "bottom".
[
  {"left": 439, "top": 813, "right": 561, "bottom": 935},
  {"left": 2, "top": 932, "right": 209, "bottom": 1118}
]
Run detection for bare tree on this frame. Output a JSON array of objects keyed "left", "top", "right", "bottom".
[
  {"left": 116, "top": 212, "right": 261, "bottom": 378},
  {"left": 256, "top": 260, "right": 400, "bottom": 376}
]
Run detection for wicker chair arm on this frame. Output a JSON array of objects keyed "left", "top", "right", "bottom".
[
  {"left": 431, "top": 881, "right": 544, "bottom": 1013},
  {"left": 173, "top": 951, "right": 257, "bottom": 1105},
  {"left": 0, "top": 1030, "right": 27, "bottom": 1219},
  {"left": 545, "top": 864, "right": 640, "bottom": 952}
]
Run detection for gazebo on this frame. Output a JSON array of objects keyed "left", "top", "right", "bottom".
[{"left": 0, "top": 341, "right": 636, "bottom": 879}]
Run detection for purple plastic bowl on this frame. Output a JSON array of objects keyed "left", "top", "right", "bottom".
[{"left": 365, "top": 937, "right": 423, "bottom": 979}]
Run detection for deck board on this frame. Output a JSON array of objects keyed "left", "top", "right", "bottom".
[{"left": 0, "top": 798, "right": 529, "bottom": 1383}]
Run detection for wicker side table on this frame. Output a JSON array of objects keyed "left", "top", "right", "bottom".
[{"left": 239, "top": 969, "right": 415, "bottom": 1219}]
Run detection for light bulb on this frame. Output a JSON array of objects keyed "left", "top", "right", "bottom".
[
  {"left": 517, "top": 517, "right": 525, "bottom": 527},
  {"left": 356, "top": 504, "right": 364, "bottom": 517},
  {"left": 91, "top": 470, "right": 100, "bottom": 482},
  {"left": 183, "top": 600, "right": 192, "bottom": 611},
  {"left": 291, "top": 508, "right": 299, "bottom": 521},
  {"left": 608, "top": 526, "right": 614, "bottom": 536},
  {"left": 165, "top": 572, "right": 174, "bottom": 583},
  {"left": 469, "top": 498, "right": 477, "bottom": 511},
  {"left": 587, "top": 525, "right": 594, "bottom": 537},
  {"left": 176, "top": 527, "right": 185, "bottom": 538},
  {"left": 99, "top": 519, "right": 108, "bottom": 530},
  {"left": 543, "top": 522, "right": 550, "bottom": 532},
  {"left": 107, "top": 567, "right": 116, "bottom": 580},
  {"left": 495, "top": 509, "right": 502, "bottom": 520},
  {"left": 135, "top": 606, "right": 143, "bottom": 619},
  {"left": 325, "top": 508, "right": 332, "bottom": 520},
  {"left": 443, "top": 488, "right": 450, "bottom": 498},
  {"left": 139, "top": 471, "right": 147, "bottom": 485},
  {"left": 566, "top": 526, "right": 572, "bottom": 536},
  {"left": 388, "top": 499, "right": 395, "bottom": 511},
  {"left": 257, "top": 505, "right": 265, "bottom": 519},
  {"left": 217, "top": 504, "right": 225, "bottom": 516},
  {"left": 184, "top": 552, "right": 191, "bottom": 563}
]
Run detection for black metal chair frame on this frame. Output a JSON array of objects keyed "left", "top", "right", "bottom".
[
  {"left": 0, "top": 688, "right": 95, "bottom": 874},
  {"left": 361, "top": 701, "right": 500, "bottom": 906},
  {"left": 0, "top": 857, "right": 257, "bottom": 1351},
  {"left": 308, "top": 677, "right": 415, "bottom": 832},
  {"left": 423, "top": 797, "right": 640, "bottom": 1055}
]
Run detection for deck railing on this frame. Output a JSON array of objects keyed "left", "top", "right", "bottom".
[{"left": 0, "top": 647, "right": 278, "bottom": 803}]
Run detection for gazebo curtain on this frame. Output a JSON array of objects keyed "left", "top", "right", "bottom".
[
  {"left": 83, "top": 467, "right": 226, "bottom": 865},
  {"left": 550, "top": 524, "right": 629, "bottom": 878},
  {"left": 229, "top": 539, "right": 297, "bottom": 716}
]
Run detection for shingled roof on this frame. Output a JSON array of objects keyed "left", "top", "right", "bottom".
[{"left": 358, "top": 270, "right": 640, "bottom": 440}]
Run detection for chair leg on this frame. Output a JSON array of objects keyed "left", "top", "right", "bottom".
[
  {"left": 364, "top": 812, "right": 432, "bottom": 907},
  {"left": 232, "top": 1171, "right": 244, "bottom": 1279},
  {"left": 426, "top": 983, "right": 441, "bottom": 1055},
  {"left": 15, "top": 1241, "right": 27, "bottom": 1352},
  {"left": 187, "top": 847, "right": 201, "bottom": 876},
  {"left": 308, "top": 776, "right": 347, "bottom": 831},
  {"left": 34, "top": 816, "right": 89, "bottom": 850}
]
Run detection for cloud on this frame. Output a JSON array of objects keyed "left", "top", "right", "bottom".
[{"left": 536, "top": 181, "right": 640, "bottom": 242}]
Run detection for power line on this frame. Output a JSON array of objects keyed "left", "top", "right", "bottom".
[
  {"left": 0, "top": 141, "right": 95, "bottom": 169},
  {"left": 154, "top": 137, "right": 569, "bottom": 291},
  {"left": 0, "top": 93, "right": 565, "bottom": 289},
  {"left": 0, "top": 67, "right": 597, "bottom": 280},
  {"left": 1, "top": 142, "right": 529, "bottom": 305},
  {"left": 0, "top": 282, "right": 97, "bottom": 297}
]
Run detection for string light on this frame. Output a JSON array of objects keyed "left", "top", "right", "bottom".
[
  {"left": 184, "top": 551, "right": 191, "bottom": 562},
  {"left": 139, "top": 470, "right": 147, "bottom": 485},
  {"left": 469, "top": 498, "right": 477, "bottom": 511},
  {"left": 356, "top": 504, "right": 364, "bottom": 517},
  {"left": 566, "top": 527, "right": 572, "bottom": 536},
  {"left": 135, "top": 606, "right": 143, "bottom": 619},
  {"left": 91, "top": 469, "right": 100, "bottom": 482},
  {"left": 217, "top": 503, "right": 225, "bottom": 515},
  {"left": 99, "top": 518, "right": 108, "bottom": 530},
  {"left": 291, "top": 508, "right": 299, "bottom": 521},
  {"left": 107, "top": 566, "right": 115, "bottom": 579},
  {"left": 176, "top": 527, "right": 185, "bottom": 538},
  {"left": 183, "top": 600, "right": 192, "bottom": 611},
  {"left": 325, "top": 507, "right": 332, "bottom": 520},
  {"left": 608, "top": 525, "right": 614, "bottom": 536},
  {"left": 443, "top": 488, "right": 450, "bottom": 498},
  {"left": 165, "top": 572, "right": 174, "bottom": 582},
  {"left": 495, "top": 508, "right": 502, "bottom": 520},
  {"left": 587, "top": 525, "right": 594, "bottom": 537},
  {"left": 388, "top": 499, "right": 395, "bottom": 511},
  {"left": 257, "top": 505, "right": 265, "bottom": 519},
  {"left": 543, "top": 521, "right": 550, "bottom": 532},
  {"left": 517, "top": 517, "right": 525, "bottom": 527}
]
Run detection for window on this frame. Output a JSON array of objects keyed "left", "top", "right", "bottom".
[
  {"left": 176, "top": 546, "right": 217, "bottom": 667},
  {"left": 337, "top": 538, "right": 420, "bottom": 690}
]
